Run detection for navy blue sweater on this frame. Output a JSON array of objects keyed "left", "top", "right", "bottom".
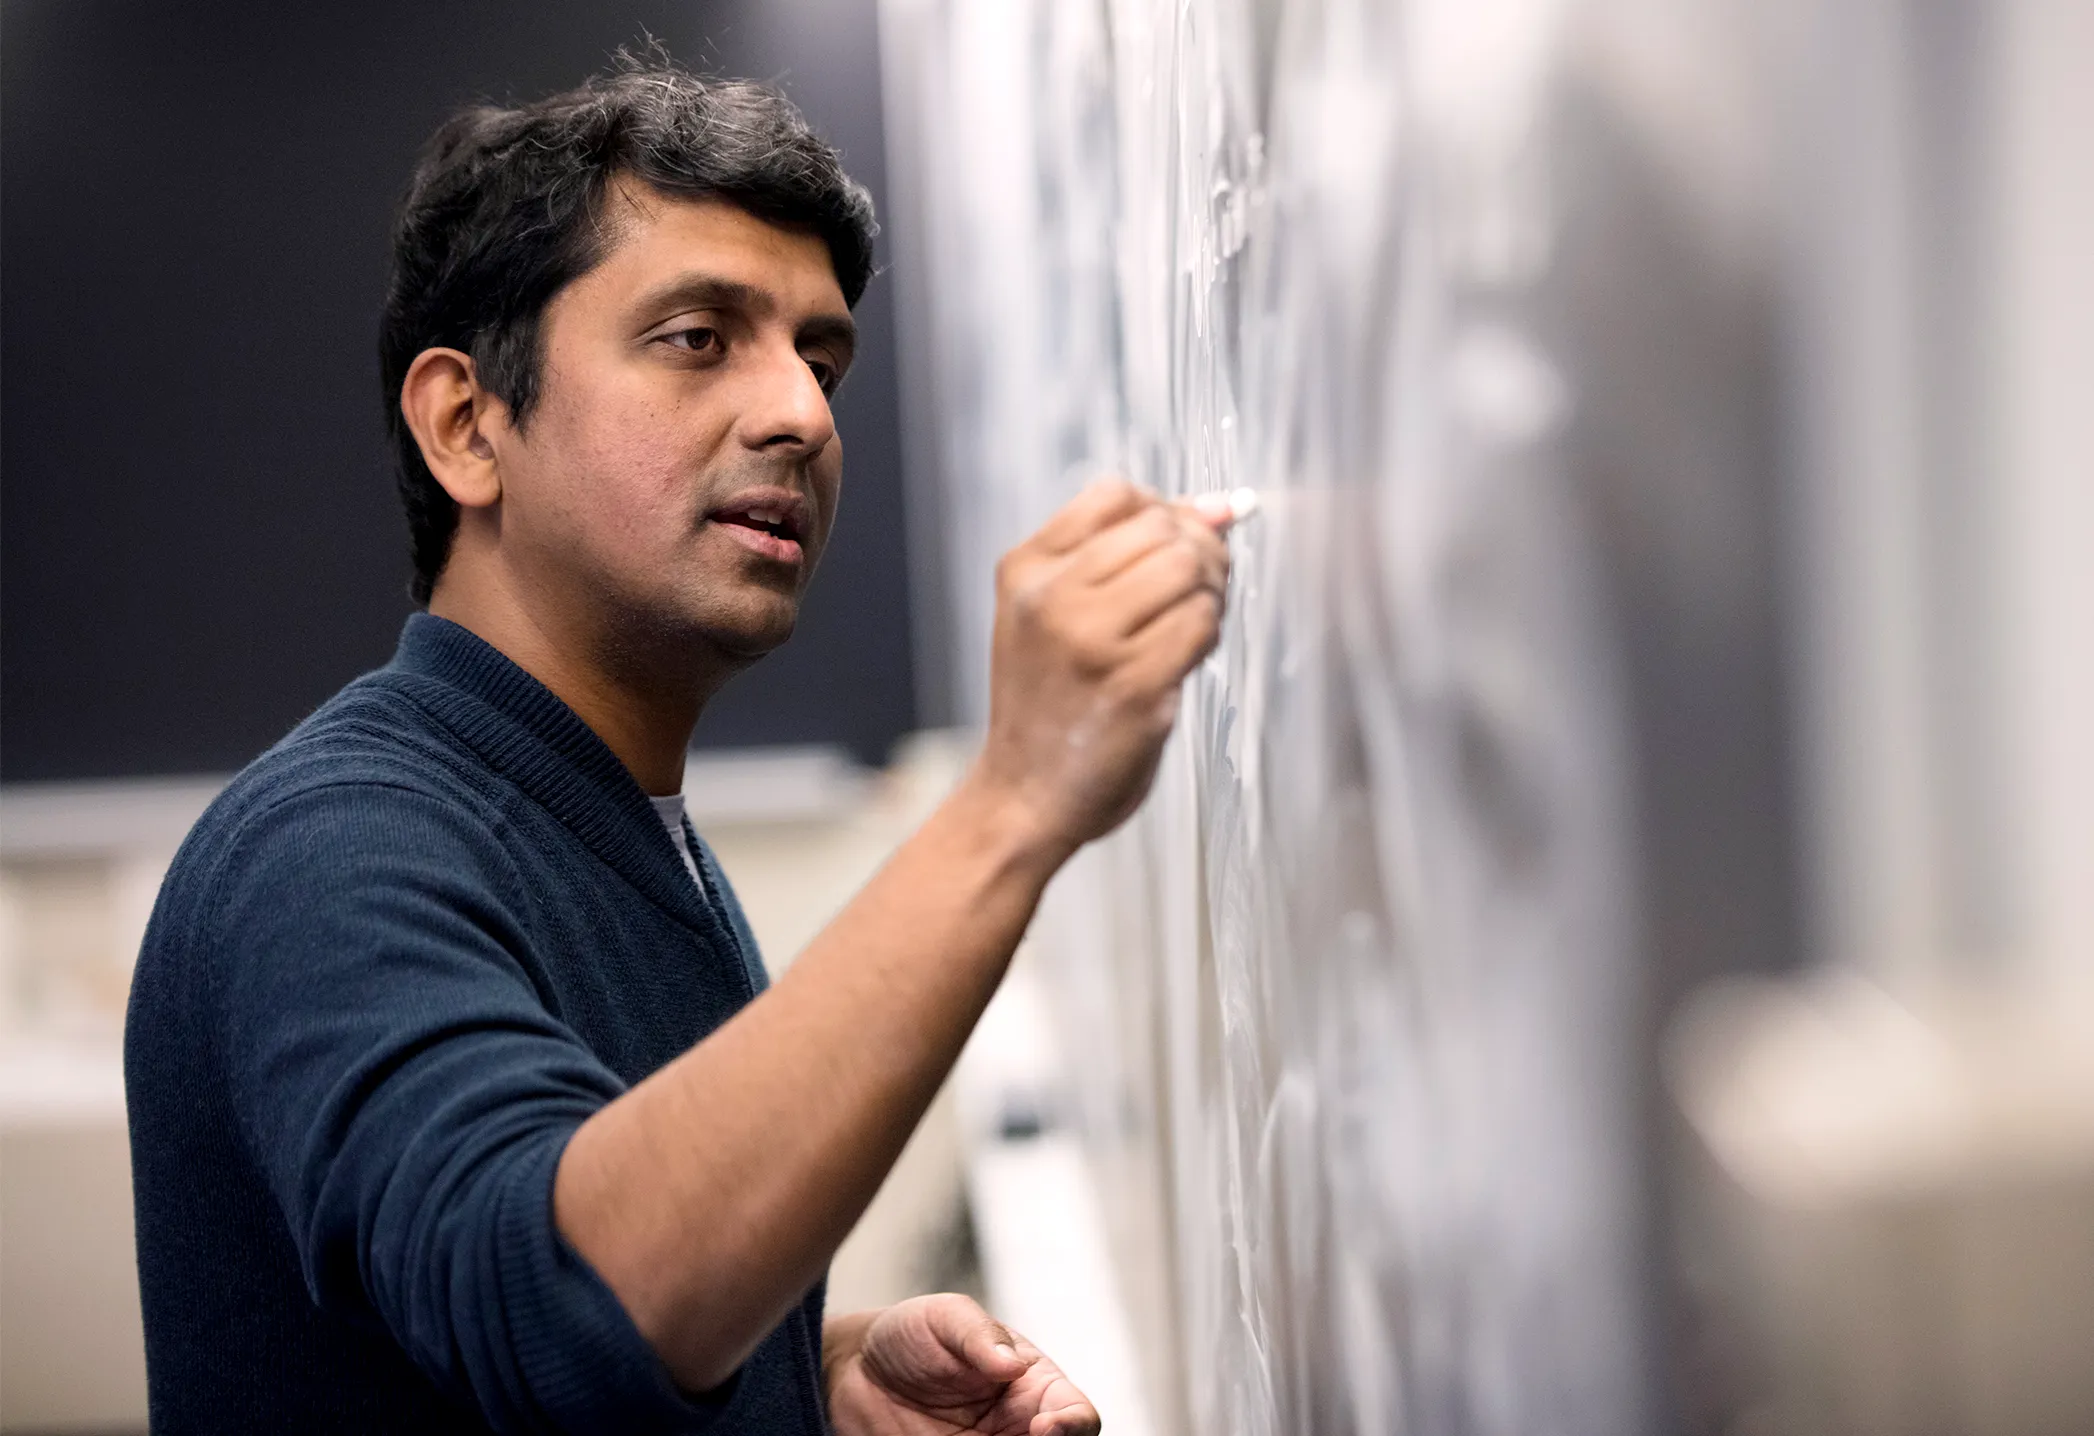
[{"left": 125, "top": 614, "right": 828, "bottom": 1434}]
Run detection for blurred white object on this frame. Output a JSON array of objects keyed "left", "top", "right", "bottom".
[
  {"left": 1, "top": 777, "right": 220, "bottom": 1039},
  {"left": 0, "top": 1036, "right": 146, "bottom": 1433},
  {"left": 681, "top": 744, "right": 871, "bottom": 827},
  {"left": 0, "top": 781, "right": 211, "bottom": 1429},
  {"left": 954, "top": 956, "right": 1155, "bottom": 1436},
  {"left": 1672, "top": 975, "right": 2094, "bottom": 1436}
]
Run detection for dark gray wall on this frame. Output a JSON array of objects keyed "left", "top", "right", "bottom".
[
  {"left": 677, "top": 0, "right": 920, "bottom": 761},
  {"left": 1, "top": 0, "right": 914, "bottom": 779}
]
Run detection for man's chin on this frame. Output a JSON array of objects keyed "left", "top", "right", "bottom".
[
  {"left": 701, "top": 598, "right": 800, "bottom": 661},
  {"left": 711, "top": 625, "right": 793, "bottom": 662},
  {"left": 623, "top": 577, "right": 804, "bottom": 668}
]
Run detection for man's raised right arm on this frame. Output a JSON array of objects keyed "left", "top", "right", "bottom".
[{"left": 553, "top": 478, "right": 1239, "bottom": 1393}]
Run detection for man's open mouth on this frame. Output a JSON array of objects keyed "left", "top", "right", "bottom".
[
  {"left": 710, "top": 490, "right": 810, "bottom": 563},
  {"left": 720, "top": 507, "right": 799, "bottom": 542}
]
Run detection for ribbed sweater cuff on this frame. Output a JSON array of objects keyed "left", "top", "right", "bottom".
[{"left": 498, "top": 1136, "right": 739, "bottom": 1433}]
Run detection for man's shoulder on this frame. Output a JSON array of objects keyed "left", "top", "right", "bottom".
[
  {"left": 129, "top": 673, "right": 537, "bottom": 1060},
  {"left": 172, "top": 672, "right": 515, "bottom": 894}
]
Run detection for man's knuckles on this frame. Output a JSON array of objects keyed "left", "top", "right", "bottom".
[
  {"left": 1186, "top": 530, "right": 1231, "bottom": 588},
  {"left": 1106, "top": 507, "right": 1197, "bottom": 572},
  {"left": 1132, "top": 504, "right": 1180, "bottom": 547},
  {"left": 1039, "top": 477, "right": 1146, "bottom": 551},
  {"left": 995, "top": 548, "right": 1053, "bottom": 602},
  {"left": 1081, "top": 475, "right": 1141, "bottom": 512},
  {"left": 1155, "top": 540, "right": 1207, "bottom": 594},
  {"left": 1181, "top": 591, "right": 1227, "bottom": 654}
]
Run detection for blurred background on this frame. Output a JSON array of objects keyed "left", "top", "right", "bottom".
[{"left": 3, "top": 1, "right": 2091, "bottom": 1433}]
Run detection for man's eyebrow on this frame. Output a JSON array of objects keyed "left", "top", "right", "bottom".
[{"left": 635, "top": 273, "right": 774, "bottom": 320}]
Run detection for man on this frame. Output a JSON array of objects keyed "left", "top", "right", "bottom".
[{"left": 125, "top": 58, "right": 1236, "bottom": 1436}]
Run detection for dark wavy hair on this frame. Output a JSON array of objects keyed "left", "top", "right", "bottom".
[{"left": 380, "top": 54, "right": 878, "bottom": 604}]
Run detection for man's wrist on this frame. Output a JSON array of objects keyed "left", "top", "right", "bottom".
[{"left": 940, "top": 766, "right": 1076, "bottom": 886}]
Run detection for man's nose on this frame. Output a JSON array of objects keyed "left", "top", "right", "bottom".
[{"left": 736, "top": 343, "right": 836, "bottom": 456}]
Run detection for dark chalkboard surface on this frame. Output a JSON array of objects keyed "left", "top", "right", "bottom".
[{"left": 1, "top": 0, "right": 915, "bottom": 779}]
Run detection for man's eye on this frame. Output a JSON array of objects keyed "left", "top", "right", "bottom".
[
  {"left": 662, "top": 327, "right": 721, "bottom": 354},
  {"left": 806, "top": 359, "right": 839, "bottom": 395}
]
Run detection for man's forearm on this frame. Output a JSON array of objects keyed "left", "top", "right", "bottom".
[{"left": 553, "top": 772, "right": 1062, "bottom": 1393}]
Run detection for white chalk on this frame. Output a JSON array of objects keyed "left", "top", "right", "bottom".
[{"left": 1226, "top": 487, "right": 1262, "bottom": 523}]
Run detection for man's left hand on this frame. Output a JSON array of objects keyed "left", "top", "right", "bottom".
[{"left": 825, "top": 1294, "right": 1101, "bottom": 1436}]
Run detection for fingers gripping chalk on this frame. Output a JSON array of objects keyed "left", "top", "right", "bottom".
[{"left": 1190, "top": 487, "right": 1264, "bottom": 529}]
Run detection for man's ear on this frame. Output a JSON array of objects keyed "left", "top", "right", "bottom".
[{"left": 399, "top": 348, "right": 506, "bottom": 508}]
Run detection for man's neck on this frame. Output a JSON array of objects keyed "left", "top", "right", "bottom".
[{"left": 428, "top": 567, "right": 728, "bottom": 797}]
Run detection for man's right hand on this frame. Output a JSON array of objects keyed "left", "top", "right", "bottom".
[{"left": 967, "top": 477, "right": 1236, "bottom": 863}]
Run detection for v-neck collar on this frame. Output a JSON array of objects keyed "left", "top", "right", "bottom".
[{"left": 378, "top": 613, "right": 718, "bottom": 935}]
